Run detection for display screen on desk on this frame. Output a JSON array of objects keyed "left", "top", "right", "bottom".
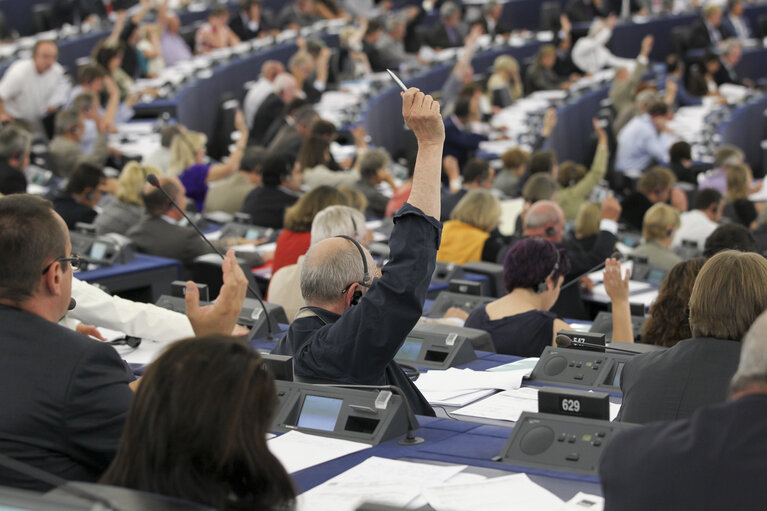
[
  {"left": 396, "top": 338, "right": 424, "bottom": 361},
  {"left": 89, "top": 241, "right": 108, "bottom": 260},
  {"left": 245, "top": 228, "right": 260, "bottom": 240},
  {"left": 297, "top": 395, "right": 343, "bottom": 431}
]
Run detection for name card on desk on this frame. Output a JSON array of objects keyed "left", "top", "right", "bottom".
[
  {"left": 497, "top": 412, "right": 636, "bottom": 476},
  {"left": 272, "top": 381, "right": 413, "bottom": 445},
  {"left": 395, "top": 323, "right": 480, "bottom": 369}
]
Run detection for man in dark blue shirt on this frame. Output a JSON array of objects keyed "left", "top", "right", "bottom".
[{"left": 273, "top": 88, "right": 445, "bottom": 416}]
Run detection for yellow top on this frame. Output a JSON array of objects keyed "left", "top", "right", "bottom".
[{"left": 436, "top": 220, "right": 490, "bottom": 265}]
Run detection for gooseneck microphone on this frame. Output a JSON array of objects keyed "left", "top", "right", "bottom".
[
  {"left": 555, "top": 334, "right": 639, "bottom": 355},
  {"left": 560, "top": 251, "right": 623, "bottom": 291},
  {"left": 145, "top": 174, "right": 275, "bottom": 340}
]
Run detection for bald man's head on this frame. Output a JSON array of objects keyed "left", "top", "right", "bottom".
[
  {"left": 523, "top": 200, "right": 566, "bottom": 242},
  {"left": 300, "top": 237, "right": 375, "bottom": 306}
]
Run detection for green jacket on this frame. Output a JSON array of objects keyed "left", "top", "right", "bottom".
[{"left": 557, "top": 145, "right": 608, "bottom": 221}]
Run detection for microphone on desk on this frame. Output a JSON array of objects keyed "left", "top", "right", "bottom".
[
  {"left": 555, "top": 334, "right": 639, "bottom": 355},
  {"left": 559, "top": 251, "right": 623, "bottom": 291},
  {"left": 145, "top": 174, "right": 275, "bottom": 341},
  {"left": 317, "top": 383, "right": 424, "bottom": 446}
]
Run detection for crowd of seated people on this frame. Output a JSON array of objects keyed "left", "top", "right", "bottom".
[{"left": 2, "top": 0, "right": 767, "bottom": 508}]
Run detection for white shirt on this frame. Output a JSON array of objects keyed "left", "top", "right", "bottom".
[
  {"left": 243, "top": 76, "right": 275, "bottom": 129},
  {"left": 0, "top": 59, "right": 70, "bottom": 122},
  {"left": 571, "top": 26, "right": 634, "bottom": 74},
  {"left": 65, "top": 277, "right": 195, "bottom": 343},
  {"left": 671, "top": 209, "right": 719, "bottom": 249}
]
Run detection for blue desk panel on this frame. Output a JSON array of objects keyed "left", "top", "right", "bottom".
[{"left": 77, "top": 253, "right": 182, "bottom": 302}]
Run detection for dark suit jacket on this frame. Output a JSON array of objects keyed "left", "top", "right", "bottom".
[
  {"left": 228, "top": 12, "right": 264, "bottom": 41},
  {"left": 0, "top": 161, "right": 26, "bottom": 195},
  {"left": 0, "top": 305, "right": 133, "bottom": 491},
  {"left": 687, "top": 19, "right": 724, "bottom": 49},
  {"left": 363, "top": 39, "right": 390, "bottom": 73},
  {"left": 620, "top": 192, "right": 653, "bottom": 232},
  {"left": 440, "top": 188, "right": 468, "bottom": 222},
  {"left": 240, "top": 186, "right": 299, "bottom": 230},
  {"left": 47, "top": 190, "right": 97, "bottom": 230},
  {"left": 714, "top": 60, "right": 741, "bottom": 86},
  {"left": 600, "top": 394, "right": 767, "bottom": 511},
  {"left": 425, "top": 22, "right": 464, "bottom": 49},
  {"left": 565, "top": 0, "right": 607, "bottom": 23},
  {"left": 472, "top": 16, "right": 512, "bottom": 37},
  {"left": 126, "top": 215, "right": 214, "bottom": 273},
  {"left": 249, "top": 93, "right": 286, "bottom": 145},
  {"left": 443, "top": 116, "right": 488, "bottom": 169},
  {"left": 616, "top": 337, "right": 741, "bottom": 424}
]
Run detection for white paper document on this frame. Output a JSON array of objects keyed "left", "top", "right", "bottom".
[
  {"left": 487, "top": 357, "right": 539, "bottom": 374},
  {"left": 267, "top": 431, "right": 370, "bottom": 474},
  {"left": 423, "top": 473, "right": 564, "bottom": 511},
  {"left": 415, "top": 368, "right": 525, "bottom": 394},
  {"left": 452, "top": 387, "right": 540, "bottom": 422},
  {"left": 421, "top": 388, "right": 496, "bottom": 407},
  {"left": 297, "top": 456, "right": 467, "bottom": 511},
  {"left": 555, "top": 492, "right": 605, "bottom": 510}
]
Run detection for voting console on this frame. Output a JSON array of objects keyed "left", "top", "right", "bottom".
[
  {"left": 393, "top": 323, "right": 496, "bottom": 369},
  {"left": 273, "top": 381, "right": 414, "bottom": 445},
  {"left": 426, "top": 291, "right": 493, "bottom": 316},
  {"left": 498, "top": 411, "right": 635, "bottom": 476},
  {"left": 527, "top": 347, "right": 633, "bottom": 392}
]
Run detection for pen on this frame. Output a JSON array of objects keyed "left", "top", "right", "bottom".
[{"left": 386, "top": 68, "right": 408, "bottom": 92}]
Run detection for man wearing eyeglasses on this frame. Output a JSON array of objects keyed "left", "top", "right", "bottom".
[{"left": 0, "top": 195, "right": 248, "bottom": 490}]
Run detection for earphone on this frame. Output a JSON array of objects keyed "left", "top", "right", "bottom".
[
  {"left": 535, "top": 245, "right": 561, "bottom": 294},
  {"left": 336, "top": 234, "right": 371, "bottom": 306}
]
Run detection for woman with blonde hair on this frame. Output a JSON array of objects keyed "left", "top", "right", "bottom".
[
  {"left": 169, "top": 111, "right": 249, "bottom": 212},
  {"left": 437, "top": 189, "right": 504, "bottom": 265},
  {"left": 94, "top": 162, "right": 157, "bottom": 235},
  {"left": 487, "top": 54, "right": 523, "bottom": 105},
  {"left": 723, "top": 163, "right": 761, "bottom": 229},
  {"left": 271, "top": 185, "right": 349, "bottom": 274},
  {"left": 630, "top": 202, "right": 682, "bottom": 271}
]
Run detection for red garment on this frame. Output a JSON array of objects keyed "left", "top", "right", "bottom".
[
  {"left": 386, "top": 183, "right": 412, "bottom": 217},
  {"left": 271, "top": 229, "right": 311, "bottom": 275}
]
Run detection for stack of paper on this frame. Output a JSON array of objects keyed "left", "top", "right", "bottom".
[
  {"left": 267, "top": 431, "right": 371, "bottom": 474},
  {"left": 420, "top": 389, "right": 496, "bottom": 407},
  {"left": 423, "top": 473, "right": 564, "bottom": 510},
  {"left": 414, "top": 368, "right": 525, "bottom": 395},
  {"left": 297, "top": 457, "right": 467, "bottom": 511},
  {"left": 452, "top": 387, "right": 540, "bottom": 422}
]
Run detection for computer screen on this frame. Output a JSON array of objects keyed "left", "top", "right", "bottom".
[
  {"left": 396, "top": 338, "right": 423, "bottom": 361},
  {"left": 297, "top": 395, "right": 343, "bottom": 431},
  {"left": 89, "top": 241, "right": 108, "bottom": 260},
  {"left": 245, "top": 228, "right": 260, "bottom": 240}
]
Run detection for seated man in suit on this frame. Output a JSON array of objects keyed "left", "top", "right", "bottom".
[
  {"left": 443, "top": 97, "right": 488, "bottom": 169},
  {"left": 565, "top": 0, "right": 607, "bottom": 23},
  {"left": 273, "top": 88, "right": 444, "bottom": 416},
  {"left": 472, "top": 1, "right": 511, "bottom": 37},
  {"left": 688, "top": 5, "right": 726, "bottom": 49},
  {"left": 47, "top": 162, "right": 105, "bottom": 230},
  {"left": 426, "top": 2, "right": 464, "bottom": 49},
  {"left": 240, "top": 154, "right": 302, "bottom": 229},
  {"left": 0, "top": 194, "right": 248, "bottom": 490},
  {"left": 715, "top": 38, "right": 752, "bottom": 87},
  {"left": 248, "top": 73, "right": 300, "bottom": 145},
  {"left": 126, "top": 176, "right": 263, "bottom": 276},
  {"left": 0, "top": 124, "right": 30, "bottom": 195},
  {"left": 616, "top": 250, "right": 767, "bottom": 424},
  {"left": 48, "top": 108, "right": 108, "bottom": 179},
  {"left": 601, "top": 309, "right": 767, "bottom": 511},
  {"left": 441, "top": 158, "right": 495, "bottom": 221},
  {"left": 229, "top": 0, "right": 268, "bottom": 41}
]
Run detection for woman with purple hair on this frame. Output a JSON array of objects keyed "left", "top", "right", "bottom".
[{"left": 464, "top": 237, "right": 573, "bottom": 356}]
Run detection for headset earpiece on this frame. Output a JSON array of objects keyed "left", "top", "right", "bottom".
[
  {"left": 535, "top": 245, "right": 561, "bottom": 294},
  {"left": 545, "top": 225, "right": 556, "bottom": 237},
  {"left": 350, "top": 288, "right": 363, "bottom": 306},
  {"left": 336, "top": 234, "right": 371, "bottom": 306}
]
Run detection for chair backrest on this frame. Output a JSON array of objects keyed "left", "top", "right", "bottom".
[
  {"left": 671, "top": 25, "right": 690, "bottom": 56},
  {"left": 491, "top": 86, "right": 513, "bottom": 109},
  {"left": 758, "top": 14, "right": 767, "bottom": 39},
  {"left": 539, "top": 1, "right": 561, "bottom": 32},
  {"left": 32, "top": 4, "right": 52, "bottom": 34},
  {"left": 208, "top": 93, "right": 239, "bottom": 161}
]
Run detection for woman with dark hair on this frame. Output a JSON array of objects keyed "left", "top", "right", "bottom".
[
  {"left": 271, "top": 185, "right": 348, "bottom": 274},
  {"left": 298, "top": 136, "right": 358, "bottom": 188},
  {"left": 464, "top": 238, "right": 573, "bottom": 356},
  {"left": 101, "top": 335, "right": 295, "bottom": 510},
  {"left": 640, "top": 258, "right": 706, "bottom": 347}
]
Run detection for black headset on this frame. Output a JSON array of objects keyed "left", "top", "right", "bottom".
[
  {"left": 535, "top": 245, "right": 561, "bottom": 294},
  {"left": 544, "top": 225, "right": 556, "bottom": 237},
  {"left": 336, "top": 234, "right": 371, "bottom": 306}
]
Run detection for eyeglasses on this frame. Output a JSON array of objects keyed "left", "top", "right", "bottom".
[{"left": 42, "top": 255, "right": 83, "bottom": 275}]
